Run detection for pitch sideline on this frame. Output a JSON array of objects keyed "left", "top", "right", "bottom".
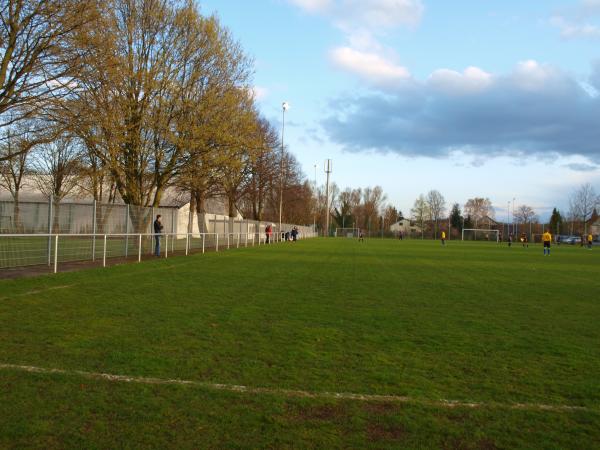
[{"left": 0, "top": 362, "right": 592, "bottom": 413}]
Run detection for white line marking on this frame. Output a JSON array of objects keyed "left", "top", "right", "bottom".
[{"left": 0, "top": 363, "right": 592, "bottom": 413}]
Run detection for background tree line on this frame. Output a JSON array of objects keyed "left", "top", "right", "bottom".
[{"left": 0, "top": 0, "right": 310, "bottom": 232}]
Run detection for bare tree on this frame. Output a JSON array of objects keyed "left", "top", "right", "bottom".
[
  {"left": 0, "top": 0, "right": 96, "bottom": 156},
  {"left": 411, "top": 194, "right": 429, "bottom": 239},
  {"left": 514, "top": 205, "right": 537, "bottom": 224},
  {"left": 30, "top": 137, "right": 81, "bottom": 201},
  {"left": 362, "top": 186, "right": 386, "bottom": 233},
  {"left": 569, "top": 183, "right": 599, "bottom": 235},
  {"left": 0, "top": 126, "right": 33, "bottom": 230},
  {"left": 426, "top": 189, "right": 446, "bottom": 239}
]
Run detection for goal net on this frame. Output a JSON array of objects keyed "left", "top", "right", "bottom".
[
  {"left": 462, "top": 229, "right": 500, "bottom": 242},
  {"left": 335, "top": 228, "right": 360, "bottom": 238}
]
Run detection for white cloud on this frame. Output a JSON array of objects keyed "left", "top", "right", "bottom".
[
  {"left": 550, "top": 1, "right": 600, "bottom": 39},
  {"left": 336, "top": 0, "right": 424, "bottom": 30},
  {"left": 550, "top": 16, "right": 600, "bottom": 39},
  {"left": 287, "top": 0, "right": 332, "bottom": 14},
  {"left": 330, "top": 47, "right": 411, "bottom": 86},
  {"left": 288, "top": 0, "right": 424, "bottom": 30},
  {"left": 510, "top": 60, "right": 567, "bottom": 92},
  {"left": 252, "top": 86, "right": 269, "bottom": 101},
  {"left": 323, "top": 60, "right": 600, "bottom": 163},
  {"left": 428, "top": 67, "right": 493, "bottom": 95}
]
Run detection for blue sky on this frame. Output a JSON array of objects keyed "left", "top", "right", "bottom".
[{"left": 199, "top": 0, "right": 600, "bottom": 220}]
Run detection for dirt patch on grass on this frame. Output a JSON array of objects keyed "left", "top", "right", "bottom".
[
  {"left": 286, "top": 403, "right": 348, "bottom": 422},
  {"left": 442, "top": 437, "right": 499, "bottom": 450},
  {"left": 366, "top": 422, "right": 406, "bottom": 442},
  {"left": 364, "top": 401, "right": 400, "bottom": 415}
]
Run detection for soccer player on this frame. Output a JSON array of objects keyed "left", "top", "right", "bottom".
[
  {"left": 542, "top": 230, "right": 552, "bottom": 256},
  {"left": 358, "top": 230, "right": 364, "bottom": 242},
  {"left": 588, "top": 233, "right": 593, "bottom": 250},
  {"left": 520, "top": 232, "right": 528, "bottom": 248},
  {"left": 441, "top": 230, "right": 446, "bottom": 246}
]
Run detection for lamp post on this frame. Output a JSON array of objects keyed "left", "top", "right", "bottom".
[
  {"left": 507, "top": 201, "right": 510, "bottom": 239},
  {"left": 324, "top": 159, "right": 332, "bottom": 237},
  {"left": 313, "top": 164, "right": 317, "bottom": 233},
  {"left": 278, "top": 102, "right": 289, "bottom": 235},
  {"left": 512, "top": 197, "right": 516, "bottom": 236}
]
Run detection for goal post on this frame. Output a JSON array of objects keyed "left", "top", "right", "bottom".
[
  {"left": 335, "top": 228, "right": 360, "bottom": 238},
  {"left": 461, "top": 229, "right": 500, "bottom": 242}
]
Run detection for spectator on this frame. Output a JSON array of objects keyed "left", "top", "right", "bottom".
[
  {"left": 265, "top": 224, "right": 272, "bottom": 244},
  {"left": 153, "top": 215, "right": 164, "bottom": 256}
]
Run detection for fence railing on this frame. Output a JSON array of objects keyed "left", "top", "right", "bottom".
[{"left": 0, "top": 230, "right": 317, "bottom": 273}]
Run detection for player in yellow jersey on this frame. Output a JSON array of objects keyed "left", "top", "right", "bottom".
[
  {"left": 441, "top": 230, "right": 446, "bottom": 246},
  {"left": 588, "top": 233, "right": 593, "bottom": 250},
  {"left": 542, "top": 230, "right": 552, "bottom": 256}
]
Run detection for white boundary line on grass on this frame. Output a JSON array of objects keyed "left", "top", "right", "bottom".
[{"left": 0, "top": 363, "right": 592, "bottom": 413}]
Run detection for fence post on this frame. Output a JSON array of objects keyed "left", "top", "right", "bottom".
[
  {"left": 202, "top": 234, "right": 205, "bottom": 254},
  {"left": 53, "top": 235, "right": 59, "bottom": 273},
  {"left": 227, "top": 231, "right": 230, "bottom": 249},
  {"left": 47, "top": 194, "right": 53, "bottom": 266},
  {"left": 92, "top": 200, "right": 97, "bottom": 261},
  {"left": 103, "top": 235, "right": 107, "bottom": 267},
  {"left": 171, "top": 212, "right": 175, "bottom": 253},
  {"left": 237, "top": 233, "right": 240, "bottom": 248},
  {"left": 185, "top": 233, "right": 189, "bottom": 256},
  {"left": 216, "top": 233, "right": 219, "bottom": 252},
  {"left": 125, "top": 204, "right": 130, "bottom": 258},
  {"left": 165, "top": 235, "right": 168, "bottom": 258},
  {"left": 138, "top": 234, "right": 142, "bottom": 262}
]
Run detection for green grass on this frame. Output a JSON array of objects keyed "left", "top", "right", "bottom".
[{"left": 1, "top": 238, "right": 599, "bottom": 449}]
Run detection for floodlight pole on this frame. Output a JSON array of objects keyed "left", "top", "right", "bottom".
[
  {"left": 278, "top": 102, "right": 289, "bottom": 236},
  {"left": 507, "top": 201, "right": 510, "bottom": 239},
  {"left": 313, "top": 164, "right": 317, "bottom": 234},
  {"left": 512, "top": 197, "right": 516, "bottom": 236},
  {"left": 324, "top": 159, "right": 332, "bottom": 237}
]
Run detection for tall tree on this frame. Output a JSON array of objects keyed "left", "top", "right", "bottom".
[
  {"left": 0, "top": 0, "right": 96, "bottom": 158},
  {"left": 426, "top": 189, "right": 446, "bottom": 239},
  {"left": 411, "top": 194, "right": 429, "bottom": 239},
  {"left": 449, "top": 203, "right": 463, "bottom": 232},
  {"left": 514, "top": 205, "right": 537, "bottom": 224},
  {"left": 382, "top": 205, "right": 399, "bottom": 230},
  {"left": 361, "top": 186, "right": 386, "bottom": 232},
  {"left": 549, "top": 208, "right": 562, "bottom": 236},
  {"left": 464, "top": 197, "right": 494, "bottom": 227},
  {"left": 569, "top": 183, "right": 599, "bottom": 235},
  {"left": 30, "top": 136, "right": 81, "bottom": 201}
]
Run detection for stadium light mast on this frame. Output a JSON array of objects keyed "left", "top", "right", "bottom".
[
  {"left": 324, "top": 159, "right": 332, "bottom": 237},
  {"left": 512, "top": 197, "right": 516, "bottom": 236},
  {"left": 313, "top": 164, "right": 317, "bottom": 233},
  {"left": 279, "top": 102, "right": 289, "bottom": 235}
]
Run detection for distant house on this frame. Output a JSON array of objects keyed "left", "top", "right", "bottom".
[{"left": 390, "top": 219, "right": 422, "bottom": 235}]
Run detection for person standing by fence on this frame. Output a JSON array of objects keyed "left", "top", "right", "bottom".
[
  {"left": 265, "top": 224, "right": 272, "bottom": 244},
  {"left": 154, "top": 215, "right": 164, "bottom": 256}
]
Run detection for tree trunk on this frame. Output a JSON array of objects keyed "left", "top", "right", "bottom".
[
  {"left": 13, "top": 189, "right": 21, "bottom": 232},
  {"left": 194, "top": 190, "right": 207, "bottom": 234}
]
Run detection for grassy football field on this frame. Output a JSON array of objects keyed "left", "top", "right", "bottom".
[{"left": 0, "top": 238, "right": 599, "bottom": 449}]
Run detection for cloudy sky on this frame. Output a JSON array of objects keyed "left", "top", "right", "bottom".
[{"left": 199, "top": 0, "right": 600, "bottom": 220}]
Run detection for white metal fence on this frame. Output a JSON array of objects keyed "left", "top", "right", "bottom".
[{"left": 0, "top": 230, "right": 317, "bottom": 273}]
